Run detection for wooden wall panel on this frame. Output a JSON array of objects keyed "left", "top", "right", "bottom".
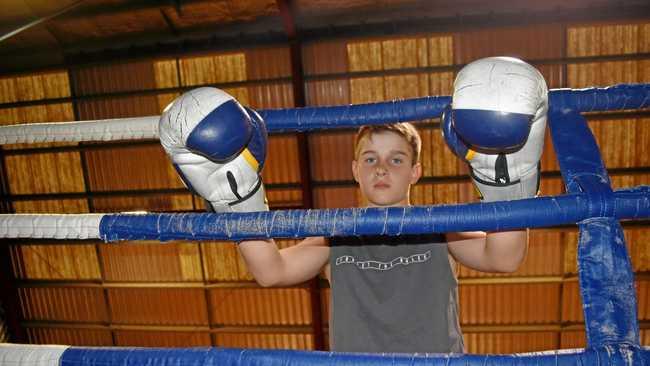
[
  {"left": 73, "top": 61, "right": 157, "bottom": 95},
  {"left": 567, "top": 24, "right": 645, "bottom": 57},
  {"left": 303, "top": 40, "right": 348, "bottom": 76},
  {"left": 610, "top": 173, "right": 650, "bottom": 190},
  {"left": 428, "top": 71, "right": 454, "bottom": 95},
  {"left": 5, "top": 152, "right": 85, "bottom": 194},
  {"left": 561, "top": 280, "right": 583, "bottom": 324},
  {"left": 84, "top": 145, "right": 182, "bottom": 191},
  {"left": 76, "top": 95, "right": 160, "bottom": 119},
  {"left": 209, "top": 288, "right": 312, "bottom": 325},
  {"left": 215, "top": 333, "right": 313, "bottom": 349},
  {"left": 560, "top": 330, "right": 586, "bottom": 349},
  {"left": 381, "top": 38, "right": 425, "bottom": 69},
  {"left": 540, "top": 177, "right": 565, "bottom": 197},
  {"left": 12, "top": 199, "right": 89, "bottom": 214},
  {"left": 459, "top": 283, "right": 562, "bottom": 325},
  {"left": 410, "top": 181, "right": 474, "bottom": 206},
  {"left": 156, "top": 92, "right": 179, "bottom": 113},
  {"left": 179, "top": 53, "right": 247, "bottom": 86},
  {"left": 202, "top": 241, "right": 253, "bottom": 282},
  {"left": 26, "top": 328, "right": 113, "bottom": 346},
  {"left": 454, "top": 24, "right": 564, "bottom": 64},
  {"left": 303, "top": 41, "right": 349, "bottom": 106},
  {"left": 349, "top": 77, "right": 384, "bottom": 103},
  {"left": 309, "top": 131, "right": 355, "bottom": 182},
  {"left": 108, "top": 288, "right": 208, "bottom": 325},
  {"left": 153, "top": 59, "right": 180, "bottom": 89},
  {"left": 541, "top": 129, "right": 560, "bottom": 172},
  {"left": 0, "top": 72, "right": 70, "bottom": 102},
  {"left": 420, "top": 127, "right": 461, "bottom": 177},
  {"left": 266, "top": 189, "right": 303, "bottom": 208},
  {"left": 100, "top": 243, "right": 202, "bottom": 282},
  {"left": 246, "top": 47, "right": 291, "bottom": 80},
  {"left": 590, "top": 119, "right": 650, "bottom": 169},
  {"left": 14, "top": 244, "right": 100, "bottom": 280},
  {"left": 464, "top": 331, "right": 558, "bottom": 353},
  {"left": 247, "top": 84, "right": 294, "bottom": 109},
  {"left": 347, "top": 40, "right": 383, "bottom": 72},
  {"left": 563, "top": 230, "right": 580, "bottom": 276},
  {"left": 312, "top": 187, "right": 359, "bottom": 209},
  {"left": 538, "top": 64, "right": 565, "bottom": 89},
  {"left": 19, "top": 287, "right": 108, "bottom": 322},
  {"left": 92, "top": 194, "right": 195, "bottom": 213},
  {"left": 0, "top": 104, "right": 74, "bottom": 127},
  {"left": 262, "top": 135, "right": 301, "bottom": 184},
  {"left": 114, "top": 331, "right": 211, "bottom": 347},
  {"left": 305, "top": 79, "right": 350, "bottom": 106},
  {"left": 627, "top": 228, "right": 650, "bottom": 272},
  {"left": 638, "top": 280, "right": 650, "bottom": 321},
  {"left": 384, "top": 74, "right": 427, "bottom": 99}
]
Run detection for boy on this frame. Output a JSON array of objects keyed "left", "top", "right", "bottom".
[
  {"left": 237, "top": 123, "right": 528, "bottom": 353},
  {"left": 159, "top": 57, "right": 546, "bottom": 354}
]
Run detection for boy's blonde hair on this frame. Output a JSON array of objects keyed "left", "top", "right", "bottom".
[{"left": 354, "top": 122, "right": 422, "bottom": 165}]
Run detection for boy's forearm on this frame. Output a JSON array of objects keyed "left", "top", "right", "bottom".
[
  {"left": 237, "top": 238, "right": 329, "bottom": 287},
  {"left": 237, "top": 239, "right": 285, "bottom": 287},
  {"left": 485, "top": 229, "right": 528, "bottom": 272}
]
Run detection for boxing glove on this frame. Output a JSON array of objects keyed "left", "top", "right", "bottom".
[
  {"left": 442, "top": 57, "right": 548, "bottom": 202},
  {"left": 159, "top": 87, "right": 268, "bottom": 212}
]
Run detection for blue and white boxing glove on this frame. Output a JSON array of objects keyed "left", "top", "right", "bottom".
[
  {"left": 442, "top": 56, "right": 548, "bottom": 202},
  {"left": 159, "top": 87, "right": 268, "bottom": 212}
]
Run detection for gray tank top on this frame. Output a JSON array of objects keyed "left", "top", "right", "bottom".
[{"left": 329, "top": 234, "right": 464, "bottom": 354}]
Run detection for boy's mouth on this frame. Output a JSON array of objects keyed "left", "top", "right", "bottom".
[{"left": 374, "top": 182, "right": 390, "bottom": 189}]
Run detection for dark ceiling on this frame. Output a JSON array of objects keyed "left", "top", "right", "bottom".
[{"left": 1, "top": 0, "right": 650, "bottom": 75}]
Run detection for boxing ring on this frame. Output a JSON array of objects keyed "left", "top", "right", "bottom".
[{"left": 0, "top": 84, "right": 649, "bottom": 365}]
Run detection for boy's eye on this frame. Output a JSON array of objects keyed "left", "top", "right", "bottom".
[
  {"left": 364, "top": 157, "right": 376, "bottom": 164},
  {"left": 392, "top": 158, "right": 403, "bottom": 164}
]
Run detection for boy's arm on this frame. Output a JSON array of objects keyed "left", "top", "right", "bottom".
[
  {"left": 237, "top": 237, "right": 329, "bottom": 287},
  {"left": 446, "top": 230, "right": 528, "bottom": 273},
  {"left": 440, "top": 58, "right": 546, "bottom": 273}
]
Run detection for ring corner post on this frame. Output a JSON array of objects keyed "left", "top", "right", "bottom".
[{"left": 548, "top": 106, "right": 641, "bottom": 358}]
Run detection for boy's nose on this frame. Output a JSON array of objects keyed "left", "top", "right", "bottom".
[{"left": 375, "top": 166, "right": 387, "bottom": 176}]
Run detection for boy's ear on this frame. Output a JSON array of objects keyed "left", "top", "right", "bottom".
[
  {"left": 410, "top": 162, "right": 422, "bottom": 184},
  {"left": 351, "top": 160, "right": 360, "bottom": 183}
]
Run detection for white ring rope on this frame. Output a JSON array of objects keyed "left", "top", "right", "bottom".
[
  {"left": 0, "top": 116, "right": 159, "bottom": 144},
  {"left": 0, "top": 214, "right": 104, "bottom": 239}
]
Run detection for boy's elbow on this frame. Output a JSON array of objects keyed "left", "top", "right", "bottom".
[
  {"left": 495, "top": 264, "right": 519, "bottom": 273},
  {"left": 254, "top": 272, "right": 283, "bottom": 288},
  {"left": 492, "top": 258, "right": 524, "bottom": 273}
]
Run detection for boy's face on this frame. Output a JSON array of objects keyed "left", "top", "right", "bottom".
[{"left": 352, "top": 130, "right": 422, "bottom": 207}]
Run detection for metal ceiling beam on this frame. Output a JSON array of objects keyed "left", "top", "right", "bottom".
[
  {"left": 8, "top": 0, "right": 194, "bottom": 21},
  {"left": 0, "top": 0, "right": 86, "bottom": 43}
]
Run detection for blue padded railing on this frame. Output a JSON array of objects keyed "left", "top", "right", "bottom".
[
  {"left": 259, "top": 84, "right": 650, "bottom": 132},
  {"left": 59, "top": 345, "right": 650, "bottom": 365},
  {"left": 97, "top": 189, "right": 650, "bottom": 241}
]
